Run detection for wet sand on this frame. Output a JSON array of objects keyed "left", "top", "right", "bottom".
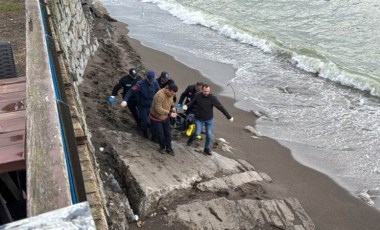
[{"left": 114, "top": 22, "right": 380, "bottom": 229}]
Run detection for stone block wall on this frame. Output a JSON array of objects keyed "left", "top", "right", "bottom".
[
  {"left": 46, "top": 0, "right": 98, "bottom": 83},
  {"left": 41, "top": 0, "right": 109, "bottom": 228}
]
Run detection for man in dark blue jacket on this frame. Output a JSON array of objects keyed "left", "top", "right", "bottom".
[
  {"left": 184, "top": 84, "right": 233, "bottom": 155},
  {"left": 121, "top": 71, "right": 160, "bottom": 138},
  {"left": 108, "top": 68, "right": 142, "bottom": 125}
]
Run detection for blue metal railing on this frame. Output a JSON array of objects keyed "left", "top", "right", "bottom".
[{"left": 39, "top": 1, "right": 77, "bottom": 204}]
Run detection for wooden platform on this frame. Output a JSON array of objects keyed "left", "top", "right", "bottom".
[{"left": 0, "top": 77, "right": 26, "bottom": 174}]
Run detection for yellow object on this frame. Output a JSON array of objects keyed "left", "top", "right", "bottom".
[
  {"left": 196, "top": 135, "right": 202, "bottom": 140},
  {"left": 186, "top": 124, "right": 195, "bottom": 137}
]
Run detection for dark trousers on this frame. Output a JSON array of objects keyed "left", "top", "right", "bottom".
[
  {"left": 151, "top": 117, "right": 171, "bottom": 149},
  {"left": 127, "top": 100, "right": 139, "bottom": 125},
  {"left": 138, "top": 106, "right": 150, "bottom": 133}
]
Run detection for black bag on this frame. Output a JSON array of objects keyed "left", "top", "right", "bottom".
[{"left": 174, "top": 113, "right": 194, "bottom": 131}]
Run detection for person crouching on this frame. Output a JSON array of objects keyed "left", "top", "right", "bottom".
[{"left": 149, "top": 84, "right": 178, "bottom": 156}]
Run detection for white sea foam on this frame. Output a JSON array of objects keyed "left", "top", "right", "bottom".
[
  {"left": 143, "top": 0, "right": 380, "bottom": 97},
  {"left": 143, "top": 0, "right": 272, "bottom": 52},
  {"left": 293, "top": 54, "right": 380, "bottom": 96}
]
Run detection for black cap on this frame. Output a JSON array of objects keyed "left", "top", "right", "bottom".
[
  {"left": 129, "top": 68, "right": 138, "bottom": 77},
  {"left": 160, "top": 71, "right": 169, "bottom": 79}
]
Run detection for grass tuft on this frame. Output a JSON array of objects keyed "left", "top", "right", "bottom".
[{"left": 0, "top": 1, "right": 22, "bottom": 13}]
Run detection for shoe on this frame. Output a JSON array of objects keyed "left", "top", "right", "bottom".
[
  {"left": 143, "top": 130, "right": 149, "bottom": 138},
  {"left": 204, "top": 148, "right": 212, "bottom": 156},
  {"left": 166, "top": 148, "right": 175, "bottom": 156},
  {"left": 159, "top": 148, "right": 166, "bottom": 154},
  {"left": 187, "top": 136, "right": 194, "bottom": 146}
]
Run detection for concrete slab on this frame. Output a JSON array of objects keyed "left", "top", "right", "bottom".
[
  {"left": 104, "top": 129, "right": 257, "bottom": 216},
  {"left": 102, "top": 129, "right": 314, "bottom": 229},
  {"left": 167, "top": 197, "right": 315, "bottom": 230},
  {"left": 0, "top": 202, "right": 95, "bottom": 229},
  {"left": 196, "top": 170, "right": 272, "bottom": 193}
]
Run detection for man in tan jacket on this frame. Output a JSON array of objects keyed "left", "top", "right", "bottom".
[{"left": 149, "top": 84, "right": 178, "bottom": 155}]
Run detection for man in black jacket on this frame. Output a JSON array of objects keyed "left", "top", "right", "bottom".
[
  {"left": 177, "top": 81, "right": 203, "bottom": 114},
  {"left": 108, "top": 68, "right": 142, "bottom": 125},
  {"left": 157, "top": 71, "right": 175, "bottom": 89},
  {"left": 157, "top": 71, "right": 177, "bottom": 103},
  {"left": 184, "top": 84, "right": 234, "bottom": 155}
]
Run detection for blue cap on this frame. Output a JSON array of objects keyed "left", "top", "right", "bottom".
[{"left": 146, "top": 71, "right": 155, "bottom": 80}]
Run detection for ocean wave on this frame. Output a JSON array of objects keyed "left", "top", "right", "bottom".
[
  {"left": 143, "top": 0, "right": 380, "bottom": 97},
  {"left": 292, "top": 54, "right": 380, "bottom": 96}
]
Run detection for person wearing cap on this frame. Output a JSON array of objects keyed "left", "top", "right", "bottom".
[
  {"left": 108, "top": 68, "right": 142, "bottom": 125},
  {"left": 184, "top": 84, "right": 233, "bottom": 156},
  {"left": 157, "top": 71, "right": 175, "bottom": 89},
  {"left": 177, "top": 81, "right": 203, "bottom": 115},
  {"left": 121, "top": 70, "right": 160, "bottom": 138},
  {"left": 157, "top": 71, "right": 177, "bottom": 126},
  {"left": 149, "top": 84, "right": 178, "bottom": 156}
]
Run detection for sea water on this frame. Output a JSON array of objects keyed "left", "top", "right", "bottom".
[{"left": 100, "top": 0, "right": 380, "bottom": 208}]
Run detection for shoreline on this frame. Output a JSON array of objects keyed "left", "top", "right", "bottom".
[{"left": 113, "top": 22, "right": 380, "bottom": 229}]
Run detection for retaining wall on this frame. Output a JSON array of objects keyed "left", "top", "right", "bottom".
[{"left": 46, "top": 0, "right": 99, "bottom": 83}]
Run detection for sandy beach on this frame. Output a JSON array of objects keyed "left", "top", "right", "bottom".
[{"left": 82, "top": 14, "right": 380, "bottom": 229}]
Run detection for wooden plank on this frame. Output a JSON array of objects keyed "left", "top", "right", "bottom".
[
  {"left": 0, "top": 143, "right": 25, "bottom": 174},
  {"left": 26, "top": 0, "right": 72, "bottom": 216},
  {"left": 0, "top": 130, "right": 25, "bottom": 147},
  {"left": 0, "top": 91, "right": 25, "bottom": 102},
  {"left": 0, "top": 110, "right": 26, "bottom": 121},
  {"left": 0, "top": 77, "right": 26, "bottom": 86},
  {"left": 0, "top": 99, "right": 25, "bottom": 114},
  {"left": 0, "top": 117, "right": 25, "bottom": 133},
  {"left": 0, "top": 193, "right": 13, "bottom": 223},
  {"left": 0, "top": 82, "right": 26, "bottom": 94}
]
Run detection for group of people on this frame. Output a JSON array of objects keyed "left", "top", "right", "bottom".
[{"left": 108, "top": 68, "right": 233, "bottom": 156}]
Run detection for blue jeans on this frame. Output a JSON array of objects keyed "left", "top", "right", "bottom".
[{"left": 192, "top": 118, "right": 214, "bottom": 149}]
